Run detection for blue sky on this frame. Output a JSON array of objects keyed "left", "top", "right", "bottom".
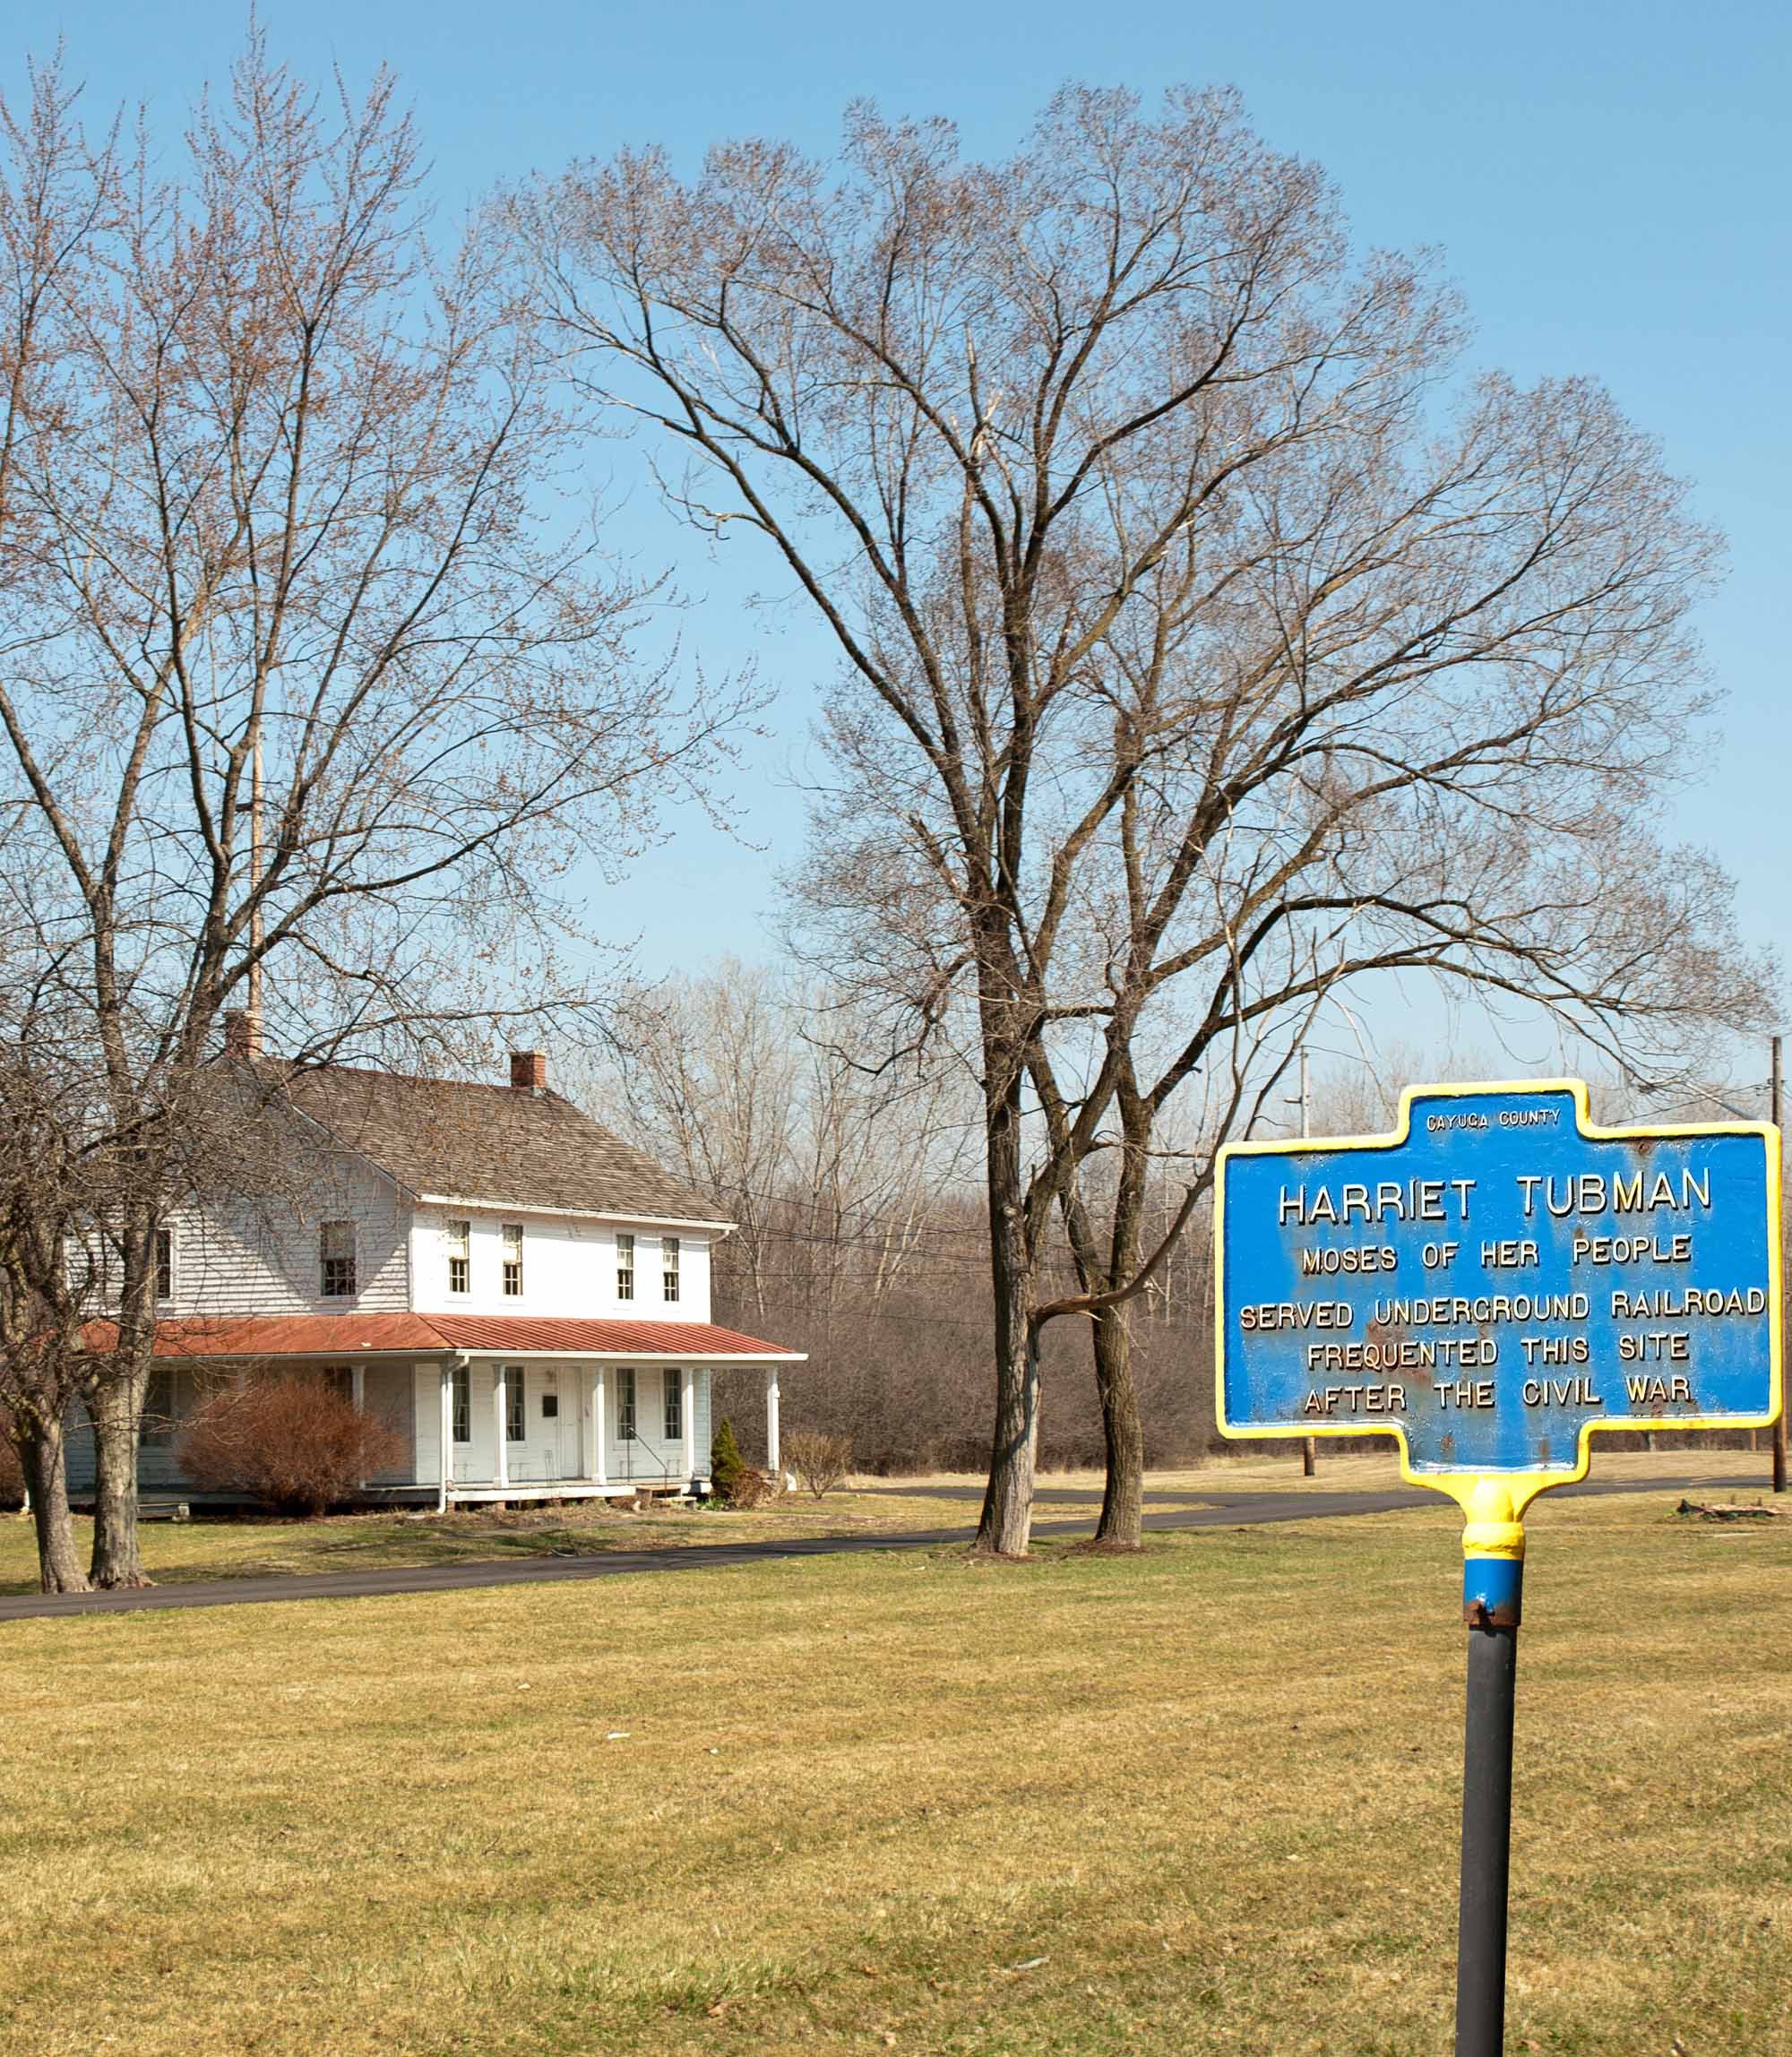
[{"left": 15, "top": 1, "right": 1791, "bottom": 1070}]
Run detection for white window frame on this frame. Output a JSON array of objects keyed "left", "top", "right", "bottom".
[
  {"left": 616, "top": 1232, "right": 634, "bottom": 1303},
  {"left": 452, "top": 1361, "right": 471, "bottom": 1443},
  {"left": 661, "top": 1236, "right": 680, "bottom": 1304},
  {"left": 502, "top": 1222, "right": 524, "bottom": 1298},
  {"left": 154, "top": 1226, "right": 176, "bottom": 1304},
  {"left": 616, "top": 1365, "right": 637, "bottom": 1441},
  {"left": 445, "top": 1218, "right": 470, "bottom": 1296},
  {"left": 662, "top": 1369, "right": 683, "bottom": 1442},
  {"left": 505, "top": 1365, "right": 526, "bottom": 1442},
  {"left": 320, "top": 1220, "right": 356, "bottom": 1298}
]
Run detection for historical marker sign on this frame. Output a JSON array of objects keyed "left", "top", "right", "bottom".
[
  {"left": 1215, "top": 1077, "right": 1781, "bottom": 2057},
  {"left": 1216, "top": 1080, "right": 1781, "bottom": 1487}
]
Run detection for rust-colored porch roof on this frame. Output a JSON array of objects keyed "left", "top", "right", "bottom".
[{"left": 77, "top": 1314, "right": 806, "bottom": 1362}]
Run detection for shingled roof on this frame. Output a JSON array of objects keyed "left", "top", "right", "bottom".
[{"left": 279, "top": 1064, "right": 727, "bottom": 1225}]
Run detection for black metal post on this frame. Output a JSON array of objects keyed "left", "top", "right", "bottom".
[{"left": 1455, "top": 1553, "right": 1522, "bottom": 2057}]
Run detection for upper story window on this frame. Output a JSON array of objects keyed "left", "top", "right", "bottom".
[
  {"left": 662, "top": 1236, "right": 680, "bottom": 1303},
  {"left": 320, "top": 1220, "right": 356, "bottom": 1298},
  {"left": 663, "top": 1370, "right": 683, "bottom": 1442},
  {"left": 154, "top": 1226, "right": 175, "bottom": 1303},
  {"left": 445, "top": 1219, "right": 470, "bottom": 1295},
  {"left": 616, "top": 1232, "right": 634, "bottom": 1302},
  {"left": 502, "top": 1223, "right": 524, "bottom": 1298},
  {"left": 504, "top": 1366, "right": 526, "bottom": 1442},
  {"left": 616, "top": 1364, "right": 636, "bottom": 1441},
  {"left": 452, "top": 1361, "right": 470, "bottom": 1443}
]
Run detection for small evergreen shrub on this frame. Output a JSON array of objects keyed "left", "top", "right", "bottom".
[
  {"left": 710, "top": 1416, "right": 748, "bottom": 1504},
  {"left": 177, "top": 1372, "right": 405, "bottom": 1517}
]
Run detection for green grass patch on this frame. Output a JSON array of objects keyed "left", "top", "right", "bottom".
[{"left": 1, "top": 1489, "right": 1788, "bottom": 2053}]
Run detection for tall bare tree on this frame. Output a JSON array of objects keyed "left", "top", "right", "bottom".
[
  {"left": 0, "top": 44, "right": 747, "bottom": 1584},
  {"left": 529, "top": 85, "right": 1769, "bottom": 1552}
]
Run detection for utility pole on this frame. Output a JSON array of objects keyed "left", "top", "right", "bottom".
[
  {"left": 1295, "top": 1047, "right": 1316, "bottom": 1480},
  {"left": 1775, "top": 1034, "right": 1786, "bottom": 1494}
]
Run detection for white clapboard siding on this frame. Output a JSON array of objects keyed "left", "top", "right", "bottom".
[
  {"left": 409, "top": 1206, "right": 711, "bottom": 1321},
  {"left": 160, "top": 1165, "right": 409, "bottom": 1320}
]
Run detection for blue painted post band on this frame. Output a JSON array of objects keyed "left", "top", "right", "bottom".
[{"left": 1463, "top": 1554, "right": 1523, "bottom": 1630}]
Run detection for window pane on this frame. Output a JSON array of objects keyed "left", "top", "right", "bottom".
[
  {"left": 446, "top": 1219, "right": 470, "bottom": 1295},
  {"left": 616, "top": 1231, "right": 634, "bottom": 1302},
  {"left": 142, "top": 1368, "right": 175, "bottom": 1448},
  {"left": 155, "top": 1227, "right": 174, "bottom": 1302},
  {"left": 502, "top": 1223, "right": 523, "bottom": 1297},
  {"left": 617, "top": 1366, "right": 636, "bottom": 1441},
  {"left": 320, "top": 1221, "right": 356, "bottom": 1297},
  {"left": 452, "top": 1362, "right": 470, "bottom": 1442},
  {"left": 662, "top": 1236, "right": 679, "bottom": 1303},
  {"left": 663, "top": 1370, "right": 683, "bottom": 1442},
  {"left": 505, "top": 1367, "right": 525, "bottom": 1442}
]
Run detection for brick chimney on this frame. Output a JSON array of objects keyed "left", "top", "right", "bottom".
[
  {"left": 509, "top": 1048, "right": 547, "bottom": 1092},
  {"left": 223, "top": 1010, "right": 263, "bottom": 1060}
]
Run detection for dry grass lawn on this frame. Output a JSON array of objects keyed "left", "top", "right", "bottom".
[
  {"left": 2, "top": 1486, "right": 1788, "bottom": 2055},
  {"left": 0, "top": 1486, "right": 1000, "bottom": 1596}
]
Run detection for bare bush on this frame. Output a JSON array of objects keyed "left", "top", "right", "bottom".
[
  {"left": 782, "top": 1430, "right": 853, "bottom": 1501},
  {"left": 177, "top": 1374, "right": 405, "bottom": 1518},
  {"left": 727, "top": 1467, "right": 773, "bottom": 1510}
]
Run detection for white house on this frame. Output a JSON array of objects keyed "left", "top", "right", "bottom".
[{"left": 68, "top": 1041, "right": 803, "bottom": 1506}]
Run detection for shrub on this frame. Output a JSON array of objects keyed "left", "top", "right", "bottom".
[
  {"left": 177, "top": 1372, "right": 405, "bottom": 1517},
  {"left": 782, "top": 1428, "right": 852, "bottom": 1500},
  {"left": 727, "top": 1465, "right": 772, "bottom": 1510},
  {"left": 710, "top": 1416, "right": 748, "bottom": 1504}
]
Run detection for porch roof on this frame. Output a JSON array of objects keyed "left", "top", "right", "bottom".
[{"left": 78, "top": 1313, "right": 806, "bottom": 1364}]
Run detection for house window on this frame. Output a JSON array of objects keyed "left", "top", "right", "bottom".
[
  {"left": 663, "top": 1371, "right": 683, "bottom": 1442},
  {"left": 505, "top": 1367, "right": 526, "bottom": 1442},
  {"left": 662, "top": 1236, "right": 679, "bottom": 1303},
  {"left": 445, "top": 1219, "right": 470, "bottom": 1295},
  {"left": 616, "top": 1233, "right": 634, "bottom": 1301},
  {"left": 322, "top": 1364, "right": 353, "bottom": 1401},
  {"left": 320, "top": 1220, "right": 356, "bottom": 1298},
  {"left": 154, "top": 1226, "right": 175, "bottom": 1303},
  {"left": 452, "top": 1362, "right": 470, "bottom": 1443},
  {"left": 616, "top": 1365, "right": 636, "bottom": 1441},
  {"left": 502, "top": 1222, "right": 523, "bottom": 1297},
  {"left": 142, "top": 1368, "right": 176, "bottom": 1449}
]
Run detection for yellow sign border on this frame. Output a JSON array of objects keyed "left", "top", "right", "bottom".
[{"left": 1212, "top": 1077, "right": 1784, "bottom": 1519}]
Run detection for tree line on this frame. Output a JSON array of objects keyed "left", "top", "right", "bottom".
[{"left": 0, "top": 35, "right": 1774, "bottom": 1592}]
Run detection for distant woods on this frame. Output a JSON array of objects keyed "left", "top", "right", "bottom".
[{"left": 584, "top": 961, "right": 1218, "bottom": 1473}]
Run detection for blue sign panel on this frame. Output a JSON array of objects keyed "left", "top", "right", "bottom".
[{"left": 1216, "top": 1080, "right": 1781, "bottom": 1479}]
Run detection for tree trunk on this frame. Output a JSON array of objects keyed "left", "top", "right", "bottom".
[
  {"left": 17, "top": 1418, "right": 87, "bottom": 1593},
  {"left": 89, "top": 1373, "right": 151, "bottom": 1588},
  {"left": 976, "top": 1078, "right": 1038, "bottom": 1556},
  {"left": 1090, "top": 1304, "right": 1145, "bottom": 1548}
]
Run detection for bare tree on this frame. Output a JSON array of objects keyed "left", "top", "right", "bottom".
[
  {"left": 527, "top": 85, "right": 1770, "bottom": 1552},
  {"left": 587, "top": 960, "right": 976, "bottom": 1326},
  {"left": 0, "top": 44, "right": 747, "bottom": 1584}
]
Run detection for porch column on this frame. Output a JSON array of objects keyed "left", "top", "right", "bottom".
[
  {"left": 682, "top": 1367, "right": 696, "bottom": 1485},
  {"left": 765, "top": 1366, "right": 781, "bottom": 1478},
  {"left": 493, "top": 1362, "right": 509, "bottom": 1493},
  {"left": 437, "top": 1361, "right": 453, "bottom": 1514},
  {"left": 590, "top": 1366, "right": 607, "bottom": 1485}
]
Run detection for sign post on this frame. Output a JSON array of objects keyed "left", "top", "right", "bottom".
[{"left": 1215, "top": 1080, "right": 1782, "bottom": 2055}]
